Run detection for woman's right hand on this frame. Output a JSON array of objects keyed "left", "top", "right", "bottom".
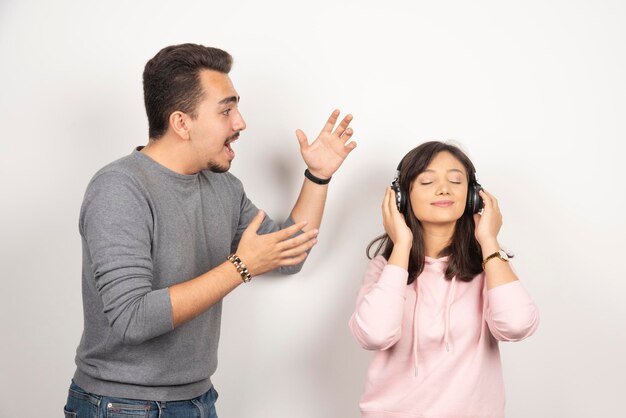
[{"left": 382, "top": 187, "right": 413, "bottom": 247}]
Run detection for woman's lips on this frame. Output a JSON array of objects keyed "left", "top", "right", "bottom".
[{"left": 431, "top": 200, "right": 454, "bottom": 207}]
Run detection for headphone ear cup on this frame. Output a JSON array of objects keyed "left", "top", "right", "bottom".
[
  {"left": 398, "top": 190, "right": 406, "bottom": 213},
  {"left": 391, "top": 181, "right": 406, "bottom": 213},
  {"left": 467, "top": 182, "right": 483, "bottom": 214}
]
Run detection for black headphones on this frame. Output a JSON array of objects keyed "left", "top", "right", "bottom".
[{"left": 391, "top": 162, "right": 484, "bottom": 215}]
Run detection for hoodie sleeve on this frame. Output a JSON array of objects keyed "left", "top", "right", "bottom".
[
  {"left": 485, "top": 280, "right": 540, "bottom": 341},
  {"left": 349, "top": 256, "right": 409, "bottom": 351}
]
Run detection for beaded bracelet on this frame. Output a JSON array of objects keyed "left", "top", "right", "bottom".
[{"left": 227, "top": 254, "right": 252, "bottom": 283}]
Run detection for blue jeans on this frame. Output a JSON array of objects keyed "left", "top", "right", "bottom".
[{"left": 63, "top": 381, "right": 219, "bottom": 418}]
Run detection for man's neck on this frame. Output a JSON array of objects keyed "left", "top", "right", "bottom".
[{"left": 141, "top": 137, "right": 197, "bottom": 175}]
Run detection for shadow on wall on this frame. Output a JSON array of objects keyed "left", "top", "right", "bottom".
[
  {"left": 219, "top": 157, "right": 392, "bottom": 417},
  {"left": 297, "top": 164, "right": 390, "bottom": 416}
]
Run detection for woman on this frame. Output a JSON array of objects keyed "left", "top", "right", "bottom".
[{"left": 349, "top": 141, "right": 539, "bottom": 418}]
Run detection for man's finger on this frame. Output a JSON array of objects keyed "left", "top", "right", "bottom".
[
  {"left": 276, "top": 229, "right": 318, "bottom": 251},
  {"left": 333, "top": 114, "right": 353, "bottom": 137},
  {"left": 320, "top": 109, "right": 340, "bottom": 134},
  {"left": 280, "top": 238, "right": 317, "bottom": 258},
  {"left": 340, "top": 127, "right": 354, "bottom": 143},
  {"left": 295, "top": 129, "right": 309, "bottom": 150},
  {"left": 279, "top": 252, "right": 308, "bottom": 267},
  {"left": 243, "top": 210, "right": 266, "bottom": 235},
  {"left": 270, "top": 221, "right": 309, "bottom": 241}
]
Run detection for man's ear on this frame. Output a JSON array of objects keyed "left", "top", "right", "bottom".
[{"left": 169, "top": 111, "right": 191, "bottom": 140}]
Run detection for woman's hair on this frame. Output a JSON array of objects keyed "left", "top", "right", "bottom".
[{"left": 367, "top": 141, "right": 483, "bottom": 284}]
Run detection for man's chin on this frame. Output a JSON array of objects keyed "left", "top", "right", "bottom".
[{"left": 207, "top": 160, "right": 231, "bottom": 173}]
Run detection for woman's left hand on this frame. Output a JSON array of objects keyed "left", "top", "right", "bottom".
[{"left": 473, "top": 189, "right": 502, "bottom": 247}]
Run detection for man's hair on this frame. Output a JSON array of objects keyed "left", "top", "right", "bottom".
[{"left": 143, "top": 43, "right": 233, "bottom": 139}]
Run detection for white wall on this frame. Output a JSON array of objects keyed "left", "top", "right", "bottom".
[{"left": 1, "top": 0, "right": 624, "bottom": 417}]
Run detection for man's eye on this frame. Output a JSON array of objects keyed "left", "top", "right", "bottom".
[{"left": 222, "top": 109, "right": 231, "bottom": 116}]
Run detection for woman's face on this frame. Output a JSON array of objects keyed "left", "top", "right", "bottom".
[{"left": 409, "top": 151, "right": 469, "bottom": 226}]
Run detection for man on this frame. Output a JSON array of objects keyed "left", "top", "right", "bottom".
[{"left": 64, "top": 43, "right": 356, "bottom": 417}]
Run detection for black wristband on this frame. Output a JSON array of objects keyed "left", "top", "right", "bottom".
[{"left": 304, "top": 169, "right": 331, "bottom": 185}]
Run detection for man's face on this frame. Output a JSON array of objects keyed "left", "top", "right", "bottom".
[{"left": 187, "top": 69, "right": 246, "bottom": 173}]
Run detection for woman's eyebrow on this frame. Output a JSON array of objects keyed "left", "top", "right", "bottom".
[{"left": 421, "top": 168, "right": 465, "bottom": 174}]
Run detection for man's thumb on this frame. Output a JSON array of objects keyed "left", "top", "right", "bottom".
[{"left": 246, "top": 210, "right": 265, "bottom": 234}]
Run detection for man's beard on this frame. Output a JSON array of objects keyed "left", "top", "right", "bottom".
[
  {"left": 207, "top": 133, "right": 239, "bottom": 173},
  {"left": 207, "top": 160, "right": 231, "bottom": 173}
]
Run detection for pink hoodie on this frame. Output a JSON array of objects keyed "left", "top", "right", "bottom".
[{"left": 349, "top": 255, "right": 539, "bottom": 418}]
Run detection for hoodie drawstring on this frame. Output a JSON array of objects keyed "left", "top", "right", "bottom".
[
  {"left": 413, "top": 269, "right": 458, "bottom": 378},
  {"left": 412, "top": 278, "right": 420, "bottom": 377},
  {"left": 444, "top": 276, "right": 457, "bottom": 352}
]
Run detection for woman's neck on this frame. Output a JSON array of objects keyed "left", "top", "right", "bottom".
[{"left": 421, "top": 222, "right": 455, "bottom": 258}]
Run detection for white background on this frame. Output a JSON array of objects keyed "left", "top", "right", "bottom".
[{"left": 1, "top": 1, "right": 625, "bottom": 417}]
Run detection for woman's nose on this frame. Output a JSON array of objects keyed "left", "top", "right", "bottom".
[{"left": 436, "top": 183, "right": 449, "bottom": 195}]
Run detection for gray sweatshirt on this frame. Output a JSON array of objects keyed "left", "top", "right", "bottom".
[{"left": 73, "top": 148, "right": 302, "bottom": 401}]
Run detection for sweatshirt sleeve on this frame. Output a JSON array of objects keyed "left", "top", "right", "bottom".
[
  {"left": 80, "top": 171, "right": 173, "bottom": 345},
  {"left": 485, "top": 280, "right": 540, "bottom": 341},
  {"left": 349, "top": 256, "right": 409, "bottom": 351}
]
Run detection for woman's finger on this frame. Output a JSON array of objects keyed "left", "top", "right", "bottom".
[
  {"left": 481, "top": 189, "right": 500, "bottom": 214},
  {"left": 479, "top": 190, "right": 492, "bottom": 209},
  {"left": 381, "top": 187, "right": 389, "bottom": 209},
  {"left": 387, "top": 187, "right": 396, "bottom": 214},
  {"left": 387, "top": 187, "right": 396, "bottom": 212},
  {"left": 485, "top": 190, "right": 499, "bottom": 210},
  {"left": 383, "top": 188, "right": 392, "bottom": 216}
]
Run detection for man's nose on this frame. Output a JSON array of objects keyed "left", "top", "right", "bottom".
[{"left": 233, "top": 110, "right": 246, "bottom": 131}]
